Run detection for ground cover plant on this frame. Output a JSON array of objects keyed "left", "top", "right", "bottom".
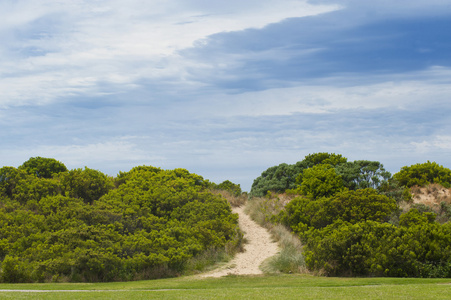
[{"left": 0, "top": 158, "right": 243, "bottom": 283}]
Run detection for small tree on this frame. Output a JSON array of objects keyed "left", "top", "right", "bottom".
[{"left": 19, "top": 157, "right": 67, "bottom": 179}]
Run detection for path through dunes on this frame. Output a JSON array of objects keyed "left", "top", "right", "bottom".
[{"left": 201, "top": 206, "right": 279, "bottom": 277}]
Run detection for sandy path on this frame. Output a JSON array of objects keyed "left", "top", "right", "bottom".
[{"left": 201, "top": 206, "right": 279, "bottom": 277}]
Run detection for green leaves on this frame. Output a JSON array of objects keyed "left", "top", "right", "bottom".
[
  {"left": 394, "top": 161, "right": 451, "bottom": 188},
  {"left": 303, "top": 221, "right": 451, "bottom": 277},
  {"left": 250, "top": 153, "right": 392, "bottom": 197},
  {"left": 283, "top": 188, "right": 397, "bottom": 232},
  {"left": 0, "top": 159, "right": 240, "bottom": 282},
  {"left": 299, "top": 164, "right": 344, "bottom": 199},
  {"left": 19, "top": 157, "right": 67, "bottom": 179}
]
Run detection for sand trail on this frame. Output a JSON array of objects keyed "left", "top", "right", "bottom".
[{"left": 201, "top": 206, "right": 279, "bottom": 277}]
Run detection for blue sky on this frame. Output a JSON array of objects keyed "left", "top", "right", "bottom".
[{"left": 1, "top": 0, "right": 451, "bottom": 191}]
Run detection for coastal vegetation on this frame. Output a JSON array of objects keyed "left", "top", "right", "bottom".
[
  {"left": 249, "top": 153, "right": 451, "bottom": 278},
  {"left": 1, "top": 153, "right": 451, "bottom": 284},
  {"left": 0, "top": 157, "right": 243, "bottom": 283}
]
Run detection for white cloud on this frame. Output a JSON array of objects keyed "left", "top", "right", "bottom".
[
  {"left": 412, "top": 135, "right": 451, "bottom": 153},
  {"left": 182, "top": 67, "right": 451, "bottom": 117},
  {"left": 0, "top": 138, "right": 163, "bottom": 173},
  {"left": 0, "top": 0, "right": 339, "bottom": 108}
]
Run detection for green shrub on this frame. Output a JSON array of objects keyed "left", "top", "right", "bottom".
[
  {"left": 303, "top": 220, "right": 451, "bottom": 277},
  {"left": 298, "top": 164, "right": 344, "bottom": 199},
  {"left": 394, "top": 161, "right": 451, "bottom": 188},
  {"left": 0, "top": 160, "right": 241, "bottom": 283},
  {"left": 282, "top": 188, "right": 397, "bottom": 232}
]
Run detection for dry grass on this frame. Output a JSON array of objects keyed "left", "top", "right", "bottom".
[
  {"left": 245, "top": 194, "right": 308, "bottom": 274},
  {"left": 211, "top": 190, "right": 248, "bottom": 207},
  {"left": 399, "top": 184, "right": 451, "bottom": 223},
  {"left": 411, "top": 184, "right": 451, "bottom": 205}
]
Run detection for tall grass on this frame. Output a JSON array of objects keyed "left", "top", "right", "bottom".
[{"left": 245, "top": 194, "right": 308, "bottom": 274}]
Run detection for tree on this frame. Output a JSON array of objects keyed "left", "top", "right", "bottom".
[
  {"left": 250, "top": 153, "right": 348, "bottom": 197},
  {"left": 335, "top": 160, "right": 391, "bottom": 190},
  {"left": 19, "top": 157, "right": 67, "bottom": 179},
  {"left": 250, "top": 163, "right": 301, "bottom": 197}
]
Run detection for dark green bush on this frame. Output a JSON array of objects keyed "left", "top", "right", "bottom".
[
  {"left": 19, "top": 157, "right": 67, "bottom": 179},
  {"left": 303, "top": 220, "right": 451, "bottom": 277}
]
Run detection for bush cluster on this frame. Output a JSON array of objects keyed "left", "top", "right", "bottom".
[
  {"left": 0, "top": 158, "right": 241, "bottom": 283},
  {"left": 260, "top": 153, "right": 451, "bottom": 278}
]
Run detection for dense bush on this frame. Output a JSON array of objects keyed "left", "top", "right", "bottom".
[
  {"left": 302, "top": 219, "right": 451, "bottom": 277},
  {"left": 0, "top": 160, "right": 241, "bottom": 283},
  {"left": 298, "top": 164, "right": 344, "bottom": 199},
  {"left": 282, "top": 189, "right": 397, "bottom": 233},
  {"left": 394, "top": 161, "right": 451, "bottom": 188},
  {"left": 261, "top": 155, "right": 451, "bottom": 278}
]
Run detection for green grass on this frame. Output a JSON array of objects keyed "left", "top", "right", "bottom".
[{"left": 0, "top": 274, "right": 450, "bottom": 299}]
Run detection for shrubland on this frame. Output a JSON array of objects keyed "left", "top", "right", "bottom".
[
  {"left": 0, "top": 157, "right": 243, "bottom": 283},
  {"left": 249, "top": 153, "right": 451, "bottom": 278}
]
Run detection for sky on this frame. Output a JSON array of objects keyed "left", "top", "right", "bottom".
[{"left": 1, "top": 0, "right": 451, "bottom": 191}]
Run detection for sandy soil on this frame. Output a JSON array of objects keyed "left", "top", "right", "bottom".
[
  {"left": 412, "top": 185, "right": 451, "bottom": 206},
  {"left": 201, "top": 206, "right": 279, "bottom": 278}
]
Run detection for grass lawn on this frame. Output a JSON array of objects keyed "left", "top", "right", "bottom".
[{"left": 0, "top": 274, "right": 450, "bottom": 299}]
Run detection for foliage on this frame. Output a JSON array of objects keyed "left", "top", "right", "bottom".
[
  {"left": 378, "top": 177, "right": 413, "bottom": 203},
  {"left": 399, "top": 208, "right": 436, "bottom": 227},
  {"left": 59, "top": 167, "right": 114, "bottom": 204},
  {"left": 283, "top": 189, "right": 397, "bottom": 232},
  {"left": 335, "top": 160, "right": 391, "bottom": 190},
  {"left": 250, "top": 153, "right": 347, "bottom": 197},
  {"left": 0, "top": 159, "right": 241, "bottom": 283},
  {"left": 250, "top": 163, "right": 301, "bottom": 197},
  {"left": 208, "top": 180, "right": 242, "bottom": 197},
  {"left": 303, "top": 220, "right": 451, "bottom": 277},
  {"left": 250, "top": 153, "right": 393, "bottom": 197},
  {"left": 302, "top": 153, "right": 348, "bottom": 167},
  {"left": 298, "top": 164, "right": 344, "bottom": 199},
  {"left": 18, "top": 157, "right": 68, "bottom": 179},
  {"left": 394, "top": 161, "right": 451, "bottom": 188}
]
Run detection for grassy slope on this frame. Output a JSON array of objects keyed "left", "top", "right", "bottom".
[{"left": 0, "top": 275, "right": 450, "bottom": 299}]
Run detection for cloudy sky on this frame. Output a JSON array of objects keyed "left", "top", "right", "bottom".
[{"left": 1, "top": 0, "right": 451, "bottom": 191}]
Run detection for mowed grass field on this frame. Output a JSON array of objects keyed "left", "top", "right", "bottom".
[{"left": 0, "top": 274, "right": 450, "bottom": 299}]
